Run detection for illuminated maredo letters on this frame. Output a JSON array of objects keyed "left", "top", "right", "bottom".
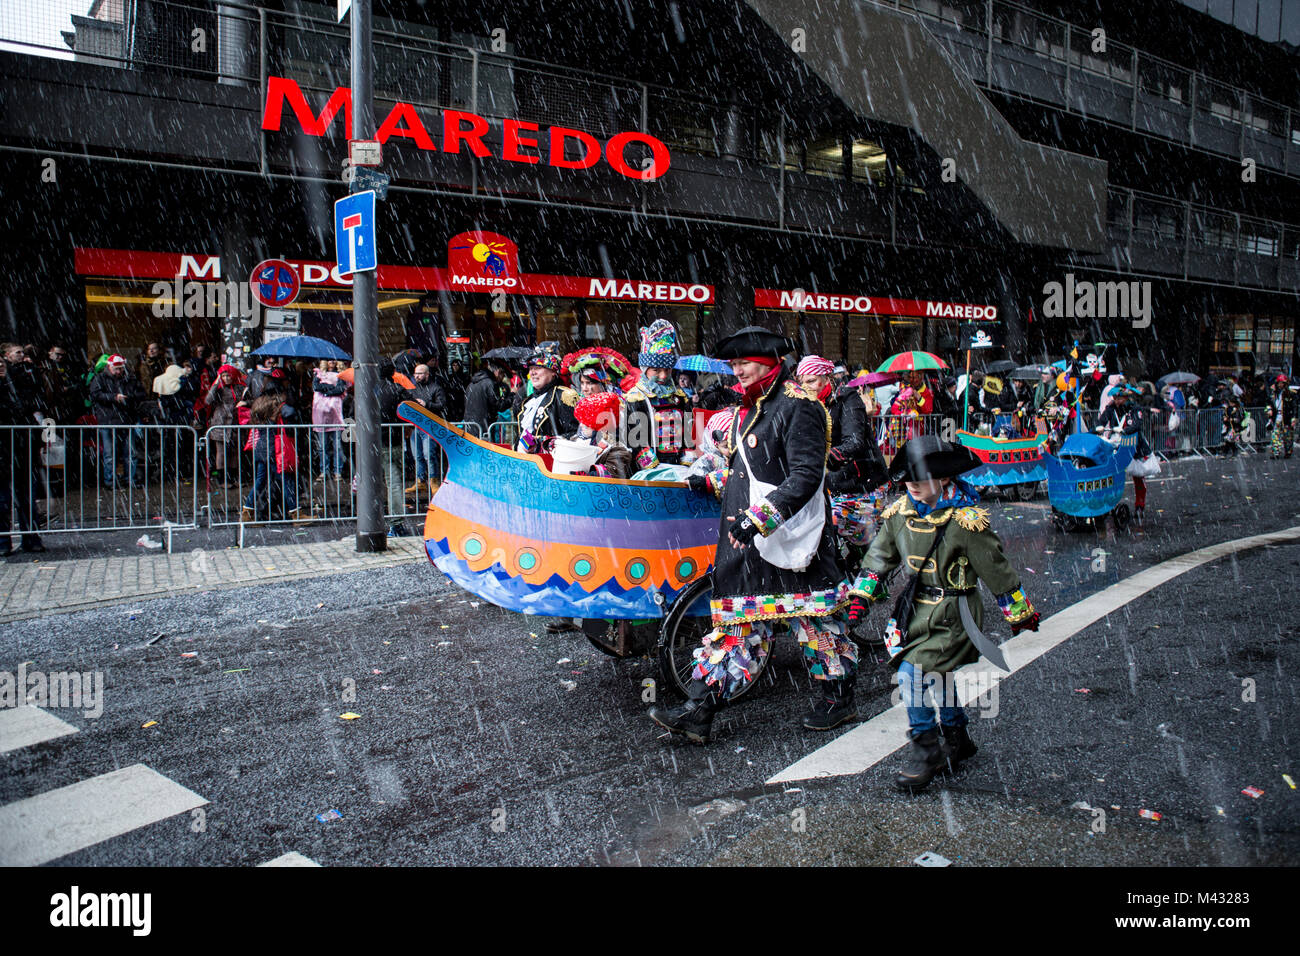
[{"left": 261, "top": 76, "right": 671, "bottom": 181}]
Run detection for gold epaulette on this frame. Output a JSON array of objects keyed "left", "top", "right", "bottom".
[
  {"left": 953, "top": 505, "right": 991, "bottom": 533},
  {"left": 880, "top": 495, "right": 910, "bottom": 520},
  {"left": 784, "top": 381, "right": 815, "bottom": 400},
  {"left": 559, "top": 387, "right": 579, "bottom": 407}
]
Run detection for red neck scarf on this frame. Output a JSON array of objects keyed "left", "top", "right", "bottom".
[
  {"left": 817, "top": 382, "right": 833, "bottom": 403},
  {"left": 734, "top": 362, "right": 781, "bottom": 409}
]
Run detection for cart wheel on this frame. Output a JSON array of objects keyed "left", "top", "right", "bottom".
[
  {"left": 1015, "top": 481, "right": 1038, "bottom": 501},
  {"left": 656, "top": 576, "right": 770, "bottom": 702},
  {"left": 1112, "top": 502, "right": 1131, "bottom": 530}
]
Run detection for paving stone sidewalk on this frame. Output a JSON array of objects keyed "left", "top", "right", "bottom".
[{"left": 0, "top": 537, "right": 428, "bottom": 623}]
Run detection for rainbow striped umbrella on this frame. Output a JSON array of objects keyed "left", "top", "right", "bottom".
[{"left": 876, "top": 351, "right": 949, "bottom": 373}]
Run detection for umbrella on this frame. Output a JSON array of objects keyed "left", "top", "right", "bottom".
[
  {"left": 1010, "top": 364, "right": 1052, "bottom": 380},
  {"left": 846, "top": 371, "right": 898, "bottom": 388},
  {"left": 482, "top": 346, "right": 534, "bottom": 361},
  {"left": 876, "top": 351, "right": 949, "bottom": 373},
  {"left": 251, "top": 335, "right": 350, "bottom": 361},
  {"left": 676, "top": 354, "right": 734, "bottom": 375},
  {"left": 1157, "top": 371, "right": 1201, "bottom": 386},
  {"left": 984, "top": 359, "right": 1017, "bottom": 374}
]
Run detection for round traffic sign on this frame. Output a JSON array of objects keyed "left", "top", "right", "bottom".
[{"left": 249, "top": 259, "right": 300, "bottom": 308}]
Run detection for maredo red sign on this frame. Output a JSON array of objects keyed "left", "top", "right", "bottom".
[
  {"left": 754, "top": 288, "right": 998, "bottom": 320},
  {"left": 261, "top": 76, "right": 671, "bottom": 181}
]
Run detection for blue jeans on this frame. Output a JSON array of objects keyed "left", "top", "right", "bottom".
[
  {"left": 98, "top": 427, "right": 138, "bottom": 485},
  {"left": 897, "top": 659, "right": 967, "bottom": 734},
  {"left": 317, "top": 430, "right": 342, "bottom": 477},
  {"left": 409, "top": 430, "right": 439, "bottom": 482},
  {"left": 244, "top": 448, "right": 297, "bottom": 517}
]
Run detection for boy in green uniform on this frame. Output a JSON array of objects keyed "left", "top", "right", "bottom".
[{"left": 847, "top": 437, "right": 1040, "bottom": 791}]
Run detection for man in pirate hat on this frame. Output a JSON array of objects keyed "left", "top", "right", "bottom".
[
  {"left": 516, "top": 342, "right": 578, "bottom": 455},
  {"left": 846, "top": 436, "right": 1039, "bottom": 791},
  {"left": 623, "top": 318, "right": 691, "bottom": 468},
  {"left": 648, "top": 326, "right": 857, "bottom": 744}
]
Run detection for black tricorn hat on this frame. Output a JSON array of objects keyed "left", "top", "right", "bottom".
[
  {"left": 712, "top": 326, "right": 797, "bottom": 361},
  {"left": 888, "top": 435, "right": 981, "bottom": 483}
]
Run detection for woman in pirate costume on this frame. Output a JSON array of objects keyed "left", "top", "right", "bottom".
[
  {"left": 846, "top": 436, "right": 1040, "bottom": 790},
  {"left": 648, "top": 327, "right": 857, "bottom": 744},
  {"left": 516, "top": 343, "right": 579, "bottom": 454}
]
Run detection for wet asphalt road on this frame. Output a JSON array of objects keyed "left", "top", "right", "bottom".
[{"left": 2, "top": 452, "right": 1297, "bottom": 866}]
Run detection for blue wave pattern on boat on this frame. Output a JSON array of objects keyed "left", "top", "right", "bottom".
[{"left": 1045, "top": 432, "right": 1136, "bottom": 517}]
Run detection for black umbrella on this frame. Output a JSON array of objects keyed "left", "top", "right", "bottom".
[
  {"left": 1010, "top": 364, "right": 1051, "bottom": 380},
  {"left": 1157, "top": 371, "right": 1201, "bottom": 387},
  {"left": 482, "top": 346, "right": 534, "bottom": 360},
  {"left": 984, "top": 359, "right": 1017, "bottom": 374}
]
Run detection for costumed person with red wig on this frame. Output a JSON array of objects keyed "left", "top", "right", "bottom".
[{"left": 648, "top": 327, "right": 858, "bottom": 744}]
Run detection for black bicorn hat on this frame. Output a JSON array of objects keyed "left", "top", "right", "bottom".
[
  {"left": 888, "top": 435, "right": 981, "bottom": 483},
  {"left": 712, "top": 325, "right": 798, "bottom": 361}
]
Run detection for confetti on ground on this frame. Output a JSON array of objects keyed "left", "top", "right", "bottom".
[
  {"left": 338, "top": 712, "right": 361, "bottom": 720},
  {"left": 371, "top": 669, "right": 382, "bottom": 675},
  {"left": 383, "top": 641, "right": 391, "bottom": 645},
  {"left": 557, "top": 658, "right": 572, "bottom": 665},
  {"left": 1024, "top": 567, "right": 1035, "bottom": 573},
  {"left": 559, "top": 680, "right": 577, "bottom": 691},
  {"left": 316, "top": 603, "right": 325, "bottom": 609},
  {"left": 1242, "top": 786, "right": 1264, "bottom": 799},
  {"left": 1283, "top": 775, "right": 1296, "bottom": 790},
  {"left": 1074, "top": 688, "right": 1091, "bottom": 694},
  {"left": 436, "top": 641, "right": 452, "bottom": 647},
  {"left": 440, "top": 625, "right": 450, "bottom": 629},
  {"left": 315, "top": 809, "right": 343, "bottom": 823},
  {"left": 1214, "top": 806, "right": 1226, "bottom": 816},
  {"left": 141, "top": 720, "right": 158, "bottom": 729},
  {"left": 914, "top": 852, "right": 951, "bottom": 867},
  {"left": 1138, "top": 809, "right": 1162, "bottom": 821},
  {"left": 529, "top": 633, "right": 539, "bottom": 638},
  {"left": 223, "top": 668, "right": 249, "bottom": 674},
  {"left": 180, "top": 652, "right": 197, "bottom": 658}
]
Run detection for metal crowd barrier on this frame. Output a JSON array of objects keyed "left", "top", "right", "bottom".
[
  {"left": 203, "top": 420, "right": 480, "bottom": 530},
  {"left": 0, "top": 424, "right": 200, "bottom": 542},
  {"left": 488, "top": 421, "right": 521, "bottom": 448}
]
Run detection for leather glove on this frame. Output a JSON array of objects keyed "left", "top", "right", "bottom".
[
  {"left": 847, "top": 596, "right": 870, "bottom": 626},
  {"left": 727, "top": 512, "right": 760, "bottom": 548},
  {"left": 686, "top": 474, "right": 710, "bottom": 496},
  {"left": 827, "top": 447, "right": 848, "bottom": 470},
  {"left": 1010, "top": 611, "right": 1041, "bottom": 635}
]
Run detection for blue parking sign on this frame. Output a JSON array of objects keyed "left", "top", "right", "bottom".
[{"left": 335, "top": 190, "right": 377, "bottom": 276}]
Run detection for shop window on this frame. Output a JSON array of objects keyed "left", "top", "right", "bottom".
[{"left": 850, "top": 140, "right": 890, "bottom": 186}]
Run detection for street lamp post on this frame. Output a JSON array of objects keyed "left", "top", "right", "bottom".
[{"left": 351, "top": 0, "right": 385, "bottom": 552}]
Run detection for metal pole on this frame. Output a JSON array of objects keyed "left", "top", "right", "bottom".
[{"left": 352, "top": 0, "right": 385, "bottom": 552}]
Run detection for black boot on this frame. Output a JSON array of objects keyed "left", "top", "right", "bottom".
[
  {"left": 802, "top": 675, "right": 857, "bottom": 730},
  {"left": 939, "top": 723, "right": 977, "bottom": 771},
  {"left": 895, "top": 729, "right": 947, "bottom": 791},
  {"left": 648, "top": 679, "right": 721, "bottom": 745}
]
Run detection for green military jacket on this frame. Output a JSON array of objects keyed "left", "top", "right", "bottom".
[{"left": 850, "top": 494, "right": 1034, "bottom": 674}]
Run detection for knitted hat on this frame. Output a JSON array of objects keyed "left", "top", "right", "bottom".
[
  {"left": 107, "top": 354, "right": 127, "bottom": 367},
  {"left": 796, "top": 355, "right": 834, "bottom": 377},
  {"left": 574, "top": 391, "right": 622, "bottom": 431},
  {"left": 637, "top": 319, "right": 678, "bottom": 369}
]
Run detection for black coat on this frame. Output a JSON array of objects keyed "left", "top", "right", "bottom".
[
  {"left": 463, "top": 370, "right": 507, "bottom": 436},
  {"left": 825, "top": 390, "right": 886, "bottom": 494},
  {"left": 711, "top": 365, "right": 847, "bottom": 623},
  {"left": 90, "top": 370, "right": 146, "bottom": 425},
  {"left": 411, "top": 378, "right": 448, "bottom": 418}
]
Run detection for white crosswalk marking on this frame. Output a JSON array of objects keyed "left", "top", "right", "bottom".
[
  {"left": 259, "top": 851, "right": 322, "bottom": 867},
  {"left": 0, "top": 764, "right": 207, "bottom": 866},
  {"left": 768, "top": 525, "right": 1300, "bottom": 784},
  {"left": 0, "top": 706, "right": 78, "bottom": 754}
]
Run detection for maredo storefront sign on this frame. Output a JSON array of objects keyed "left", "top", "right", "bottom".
[
  {"left": 74, "top": 232, "right": 715, "bottom": 304},
  {"left": 755, "top": 288, "right": 998, "bottom": 320},
  {"left": 261, "top": 76, "right": 671, "bottom": 180}
]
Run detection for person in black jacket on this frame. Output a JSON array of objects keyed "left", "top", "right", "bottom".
[
  {"left": 796, "top": 356, "right": 888, "bottom": 561},
  {"left": 515, "top": 345, "right": 578, "bottom": 454},
  {"left": 406, "top": 363, "right": 448, "bottom": 496},
  {"left": 463, "top": 360, "right": 510, "bottom": 440},
  {"left": 89, "top": 354, "right": 147, "bottom": 487},
  {"left": 649, "top": 328, "right": 856, "bottom": 744},
  {"left": 0, "top": 357, "right": 43, "bottom": 554}
]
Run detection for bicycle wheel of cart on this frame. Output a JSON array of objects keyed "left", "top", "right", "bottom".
[{"left": 656, "top": 575, "right": 770, "bottom": 702}]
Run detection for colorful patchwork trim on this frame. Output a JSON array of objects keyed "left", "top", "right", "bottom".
[
  {"left": 636, "top": 446, "right": 659, "bottom": 470},
  {"left": 996, "top": 587, "right": 1035, "bottom": 624},
  {"left": 704, "top": 467, "right": 730, "bottom": 498},
  {"left": 745, "top": 498, "right": 783, "bottom": 537},
  {"left": 518, "top": 430, "right": 541, "bottom": 455},
  {"left": 848, "top": 569, "right": 888, "bottom": 602},
  {"left": 710, "top": 582, "right": 851, "bottom": 624}
]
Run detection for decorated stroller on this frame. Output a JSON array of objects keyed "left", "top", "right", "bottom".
[{"left": 1044, "top": 431, "right": 1138, "bottom": 531}]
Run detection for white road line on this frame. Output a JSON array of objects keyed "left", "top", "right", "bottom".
[
  {"left": 0, "top": 764, "right": 207, "bottom": 866},
  {"left": 768, "top": 525, "right": 1300, "bottom": 784},
  {"left": 259, "top": 851, "right": 321, "bottom": 867},
  {"left": 0, "top": 706, "right": 78, "bottom": 754}
]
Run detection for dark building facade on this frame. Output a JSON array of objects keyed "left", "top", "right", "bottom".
[{"left": 1, "top": 0, "right": 1297, "bottom": 379}]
